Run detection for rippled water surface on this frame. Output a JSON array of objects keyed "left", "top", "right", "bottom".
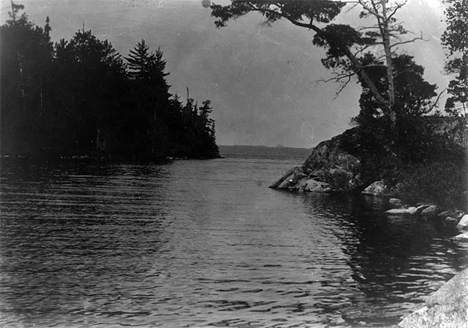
[{"left": 1, "top": 156, "right": 468, "bottom": 328}]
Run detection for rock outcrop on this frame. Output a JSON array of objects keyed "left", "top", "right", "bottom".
[
  {"left": 301, "top": 129, "right": 362, "bottom": 192},
  {"left": 399, "top": 267, "right": 468, "bottom": 328},
  {"left": 270, "top": 128, "right": 365, "bottom": 192}
]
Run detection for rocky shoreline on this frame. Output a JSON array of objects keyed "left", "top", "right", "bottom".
[
  {"left": 269, "top": 126, "right": 466, "bottom": 230},
  {"left": 269, "top": 127, "right": 467, "bottom": 327}
]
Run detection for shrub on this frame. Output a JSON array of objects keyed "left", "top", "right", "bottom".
[{"left": 394, "top": 161, "right": 467, "bottom": 210}]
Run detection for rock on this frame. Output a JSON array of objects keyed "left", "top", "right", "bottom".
[
  {"left": 421, "top": 205, "right": 440, "bottom": 220},
  {"left": 445, "top": 217, "right": 459, "bottom": 229},
  {"left": 270, "top": 167, "right": 306, "bottom": 190},
  {"left": 453, "top": 211, "right": 466, "bottom": 220},
  {"left": 454, "top": 232, "right": 468, "bottom": 241},
  {"left": 385, "top": 207, "right": 418, "bottom": 217},
  {"left": 399, "top": 267, "right": 468, "bottom": 328},
  {"left": 389, "top": 198, "right": 403, "bottom": 208},
  {"left": 302, "top": 128, "right": 362, "bottom": 191},
  {"left": 299, "top": 179, "right": 332, "bottom": 192},
  {"left": 362, "top": 180, "right": 389, "bottom": 196},
  {"left": 456, "top": 214, "right": 468, "bottom": 230},
  {"left": 415, "top": 204, "right": 431, "bottom": 217}
]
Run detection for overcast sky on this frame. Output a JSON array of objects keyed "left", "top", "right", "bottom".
[{"left": 1, "top": 0, "right": 450, "bottom": 147}]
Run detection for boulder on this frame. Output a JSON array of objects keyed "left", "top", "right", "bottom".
[
  {"left": 362, "top": 180, "right": 389, "bottom": 196},
  {"left": 299, "top": 179, "right": 332, "bottom": 192},
  {"left": 421, "top": 205, "right": 440, "bottom": 220},
  {"left": 454, "top": 232, "right": 468, "bottom": 241},
  {"left": 389, "top": 198, "right": 404, "bottom": 208},
  {"left": 456, "top": 215, "right": 468, "bottom": 230},
  {"left": 399, "top": 267, "right": 468, "bottom": 328},
  {"left": 302, "top": 129, "right": 362, "bottom": 191}
]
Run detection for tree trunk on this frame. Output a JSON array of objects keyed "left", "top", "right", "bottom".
[{"left": 380, "top": 0, "right": 397, "bottom": 128}]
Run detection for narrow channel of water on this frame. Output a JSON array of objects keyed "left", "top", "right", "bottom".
[{"left": 1, "top": 156, "right": 467, "bottom": 327}]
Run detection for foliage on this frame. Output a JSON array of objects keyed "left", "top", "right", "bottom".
[
  {"left": 211, "top": 0, "right": 345, "bottom": 28},
  {"left": 0, "top": 7, "right": 53, "bottom": 155},
  {"left": 442, "top": 0, "right": 468, "bottom": 116},
  {"left": 354, "top": 54, "right": 437, "bottom": 125},
  {"left": 394, "top": 161, "right": 467, "bottom": 211},
  {"left": 0, "top": 5, "right": 219, "bottom": 161},
  {"left": 341, "top": 115, "right": 466, "bottom": 197}
]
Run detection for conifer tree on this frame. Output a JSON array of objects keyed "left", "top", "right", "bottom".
[{"left": 0, "top": 4, "right": 53, "bottom": 154}]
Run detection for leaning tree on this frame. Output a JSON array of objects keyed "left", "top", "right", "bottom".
[{"left": 210, "top": 0, "right": 433, "bottom": 129}]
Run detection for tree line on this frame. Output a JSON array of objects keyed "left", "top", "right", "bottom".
[{"left": 1, "top": 3, "right": 219, "bottom": 162}]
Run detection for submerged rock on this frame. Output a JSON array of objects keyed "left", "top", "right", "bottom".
[
  {"left": 385, "top": 207, "right": 418, "bottom": 217},
  {"left": 399, "top": 267, "right": 468, "bottom": 328},
  {"left": 384, "top": 205, "right": 428, "bottom": 218},
  {"left": 389, "top": 198, "right": 404, "bottom": 208}
]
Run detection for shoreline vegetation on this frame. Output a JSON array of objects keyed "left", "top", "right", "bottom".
[
  {"left": 270, "top": 122, "right": 467, "bottom": 217},
  {"left": 1, "top": 5, "right": 220, "bottom": 164}
]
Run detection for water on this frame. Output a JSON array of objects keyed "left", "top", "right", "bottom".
[{"left": 1, "top": 154, "right": 468, "bottom": 328}]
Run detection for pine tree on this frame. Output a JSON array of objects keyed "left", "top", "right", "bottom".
[{"left": 126, "top": 40, "right": 172, "bottom": 158}]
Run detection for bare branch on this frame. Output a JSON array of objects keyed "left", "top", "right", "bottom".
[
  {"left": 389, "top": 33, "right": 425, "bottom": 48},
  {"left": 427, "top": 89, "right": 447, "bottom": 113},
  {"left": 358, "top": 0, "right": 384, "bottom": 20},
  {"left": 333, "top": 76, "right": 353, "bottom": 99},
  {"left": 387, "top": 0, "right": 407, "bottom": 21},
  {"left": 353, "top": 44, "right": 375, "bottom": 56},
  {"left": 315, "top": 71, "right": 356, "bottom": 99},
  {"left": 316, "top": 70, "right": 357, "bottom": 84},
  {"left": 345, "top": 3, "right": 360, "bottom": 13}
]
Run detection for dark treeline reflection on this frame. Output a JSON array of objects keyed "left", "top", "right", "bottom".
[
  {"left": 0, "top": 3, "right": 219, "bottom": 161},
  {"left": 297, "top": 193, "right": 467, "bottom": 325}
]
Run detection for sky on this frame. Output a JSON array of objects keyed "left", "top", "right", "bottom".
[{"left": 0, "top": 0, "right": 451, "bottom": 148}]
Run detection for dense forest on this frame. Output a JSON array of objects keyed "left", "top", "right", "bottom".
[{"left": 0, "top": 3, "right": 219, "bottom": 162}]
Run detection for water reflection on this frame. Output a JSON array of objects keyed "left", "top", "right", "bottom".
[
  {"left": 1, "top": 160, "right": 467, "bottom": 328},
  {"left": 297, "top": 193, "right": 467, "bottom": 326}
]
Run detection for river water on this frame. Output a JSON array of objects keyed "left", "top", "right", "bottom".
[{"left": 1, "top": 152, "right": 467, "bottom": 328}]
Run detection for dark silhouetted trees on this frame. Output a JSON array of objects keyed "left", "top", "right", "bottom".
[
  {"left": 0, "top": 4, "right": 219, "bottom": 161},
  {"left": 1, "top": 6, "right": 53, "bottom": 155}
]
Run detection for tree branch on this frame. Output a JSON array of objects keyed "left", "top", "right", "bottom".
[
  {"left": 387, "top": 0, "right": 407, "bottom": 21},
  {"left": 389, "top": 33, "right": 425, "bottom": 48},
  {"left": 427, "top": 88, "right": 446, "bottom": 113}
]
